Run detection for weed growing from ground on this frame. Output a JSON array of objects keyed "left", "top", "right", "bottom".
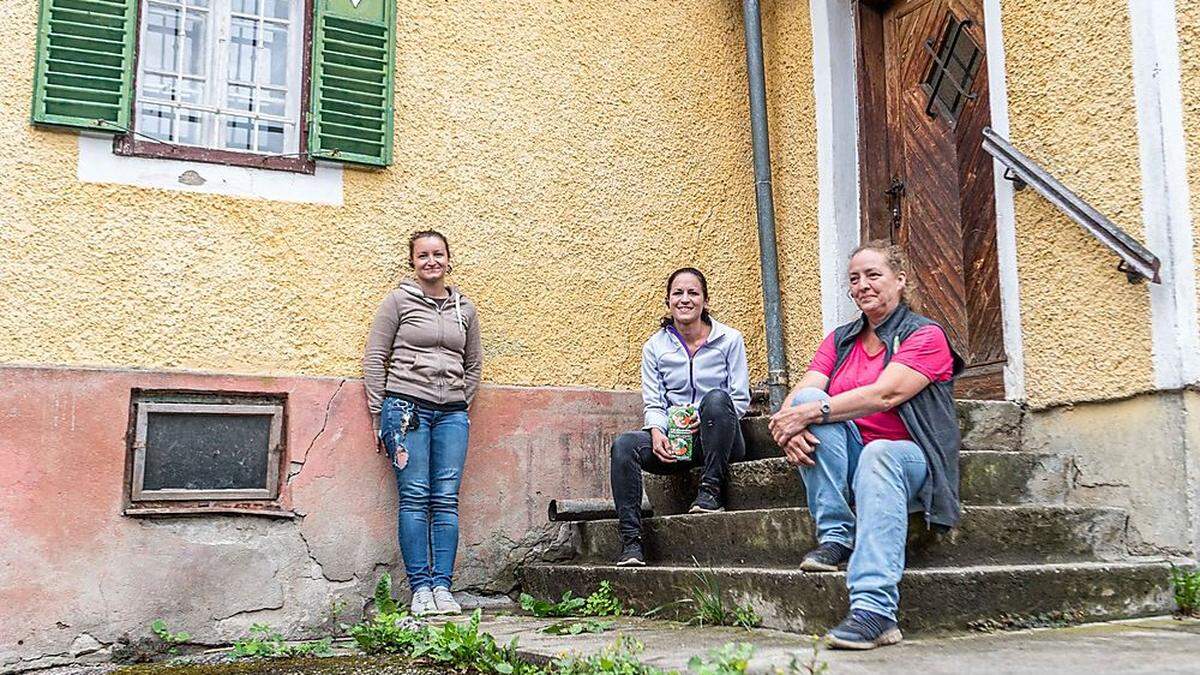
[
  {"left": 542, "top": 619, "right": 615, "bottom": 635},
  {"left": 520, "top": 590, "right": 587, "bottom": 618},
  {"left": 583, "top": 581, "right": 625, "bottom": 617},
  {"left": 374, "top": 571, "right": 401, "bottom": 615},
  {"left": 781, "top": 636, "right": 828, "bottom": 675},
  {"left": 348, "top": 612, "right": 424, "bottom": 654},
  {"left": 150, "top": 619, "right": 190, "bottom": 655},
  {"left": 415, "top": 609, "right": 539, "bottom": 674},
  {"left": 231, "top": 623, "right": 334, "bottom": 659},
  {"left": 681, "top": 568, "right": 762, "bottom": 630},
  {"left": 688, "top": 642, "right": 754, "bottom": 675},
  {"left": 553, "top": 636, "right": 662, "bottom": 675},
  {"left": 521, "top": 582, "right": 627, "bottom": 619},
  {"left": 1171, "top": 564, "right": 1200, "bottom": 617}
]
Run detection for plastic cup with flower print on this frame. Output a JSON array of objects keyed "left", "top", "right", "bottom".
[{"left": 667, "top": 404, "right": 700, "bottom": 461}]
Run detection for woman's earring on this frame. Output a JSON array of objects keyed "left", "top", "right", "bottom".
[{"left": 445, "top": 264, "right": 453, "bottom": 275}]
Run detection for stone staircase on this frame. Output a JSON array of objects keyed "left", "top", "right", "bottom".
[{"left": 521, "top": 402, "right": 1174, "bottom": 635}]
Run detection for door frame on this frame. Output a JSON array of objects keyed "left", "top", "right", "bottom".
[{"left": 809, "top": 0, "right": 1025, "bottom": 400}]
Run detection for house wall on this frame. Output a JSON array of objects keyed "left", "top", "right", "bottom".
[
  {"left": 1000, "top": 0, "right": 1156, "bottom": 408},
  {"left": 1180, "top": 2, "right": 1200, "bottom": 342},
  {"left": 0, "top": 365, "right": 639, "bottom": 670},
  {"left": 0, "top": 0, "right": 773, "bottom": 389}
]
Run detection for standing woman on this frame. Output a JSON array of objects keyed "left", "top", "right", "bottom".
[
  {"left": 609, "top": 268, "right": 751, "bottom": 566},
  {"left": 363, "top": 230, "right": 482, "bottom": 617}
]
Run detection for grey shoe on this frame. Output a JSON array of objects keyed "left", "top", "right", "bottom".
[
  {"left": 432, "top": 586, "right": 462, "bottom": 615},
  {"left": 800, "top": 541, "right": 852, "bottom": 572},
  {"left": 616, "top": 541, "right": 646, "bottom": 566},
  {"left": 826, "top": 608, "right": 903, "bottom": 650},
  {"left": 410, "top": 586, "right": 435, "bottom": 616}
]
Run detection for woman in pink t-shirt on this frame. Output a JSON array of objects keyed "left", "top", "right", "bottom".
[{"left": 768, "top": 241, "right": 961, "bottom": 651}]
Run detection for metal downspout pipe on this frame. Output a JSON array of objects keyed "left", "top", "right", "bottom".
[{"left": 741, "top": 0, "right": 789, "bottom": 411}]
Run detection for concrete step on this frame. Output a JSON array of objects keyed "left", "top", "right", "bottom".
[
  {"left": 520, "top": 559, "right": 1173, "bottom": 636},
  {"left": 644, "top": 452, "right": 1068, "bottom": 514},
  {"left": 566, "top": 505, "right": 1127, "bottom": 568}
]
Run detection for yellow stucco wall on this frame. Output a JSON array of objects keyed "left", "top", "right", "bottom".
[
  {"left": 0, "top": 0, "right": 779, "bottom": 389},
  {"left": 1181, "top": 3, "right": 1200, "bottom": 344},
  {"left": 763, "top": 2, "right": 824, "bottom": 375},
  {"left": 1001, "top": 0, "right": 1155, "bottom": 407}
]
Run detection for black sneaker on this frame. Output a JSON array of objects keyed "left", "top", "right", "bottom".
[
  {"left": 688, "top": 487, "right": 725, "bottom": 514},
  {"left": 799, "top": 541, "right": 852, "bottom": 572},
  {"left": 616, "top": 541, "right": 645, "bottom": 567},
  {"left": 825, "top": 608, "right": 903, "bottom": 650}
]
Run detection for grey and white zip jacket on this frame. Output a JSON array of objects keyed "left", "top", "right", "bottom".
[{"left": 640, "top": 318, "right": 751, "bottom": 432}]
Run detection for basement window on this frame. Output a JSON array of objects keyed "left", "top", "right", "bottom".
[{"left": 125, "top": 391, "right": 290, "bottom": 517}]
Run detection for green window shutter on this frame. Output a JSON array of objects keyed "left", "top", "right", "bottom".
[
  {"left": 309, "top": 0, "right": 395, "bottom": 167},
  {"left": 30, "top": 0, "right": 137, "bottom": 132}
]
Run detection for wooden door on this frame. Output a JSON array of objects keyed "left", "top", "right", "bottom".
[{"left": 856, "top": 0, "right": 1005, "bottom": 399}]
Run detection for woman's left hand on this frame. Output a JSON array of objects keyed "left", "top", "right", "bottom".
[{"left": 769, "top": 402, "right": 815, "bottom": 446}]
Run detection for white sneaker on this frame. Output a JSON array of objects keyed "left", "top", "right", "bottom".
[
  {"left": 432, "top": 586, "right": 462, "bottom": 615},
  {"left": 410, "top": 586, "right": 435, "bottom": 616}
]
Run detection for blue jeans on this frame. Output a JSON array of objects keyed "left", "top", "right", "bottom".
[
  {"left": 791, "top": 387, "right": 928, "bottom": 620},
  {"left": 380, "top": 396, "right": 470, "bottom": 592}
]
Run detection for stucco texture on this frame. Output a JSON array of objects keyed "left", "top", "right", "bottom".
[
  {"left": 762, "top": 2, "right": 824, "bottom": 372},
  {"left": 0, "top": 0, "right": 770, "bottom": 389},
  {"left": 0, "top": 365, "right": 639, "bottom": 668},
  {"left": 1180, "top": 2, "right": 1200, "bottom": 343},
  {"left": 1000, "top": 1, "right": 1154, "bottom": 407}
]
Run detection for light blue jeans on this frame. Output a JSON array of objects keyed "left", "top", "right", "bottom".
[
  {"left": 792, "top": 387, "right": 928, "bottom": 620},
  {"left": 380, "top": 396, "right": 470, "bottom": 592}
]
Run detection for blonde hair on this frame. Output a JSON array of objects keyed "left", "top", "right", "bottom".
[{"left": 849, "top": 239, "right": 911, "bottom": 298}]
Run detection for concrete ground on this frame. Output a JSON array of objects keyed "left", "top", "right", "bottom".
[{"left": 479, "top": 614, "right": 1200, "bottom": 674}]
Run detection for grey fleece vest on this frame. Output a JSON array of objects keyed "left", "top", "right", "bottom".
[{"left": 829, "top": 303, "right": 965, "bottom": 530}]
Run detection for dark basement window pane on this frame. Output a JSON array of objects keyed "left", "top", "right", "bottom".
[{"left": 142, "top": 411, "right": 272, "bottom": 491}]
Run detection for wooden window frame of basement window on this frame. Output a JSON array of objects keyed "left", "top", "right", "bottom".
[
  {"left": 113, "top": 0, "right": 317, "bottom": 174},
  {"left": 123, "top": 390, "right": 294, "bottom": 519}
]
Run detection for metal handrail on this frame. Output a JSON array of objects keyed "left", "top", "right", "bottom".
[{"left": 981, "top": 127, "right": 1161, "bottom": 284}]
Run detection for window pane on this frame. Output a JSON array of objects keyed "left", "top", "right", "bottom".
[
  {"left": 262, "top": 23, "right": 290, "bottom": 87},
  {"left": 260, "top": 88, "right": 286, "bottom": 117},
  {"left": 265, "top": 0, "right": 289, "bottom": 21},
  {"left": 227, "top": 83, "right": 254, "bottom": 112},
  {"left": 224, "top": 115, "right": 253, "bottom": 150},
  {"left": 144, "top": 4, "right": 181, "bottom": 72},
  {"left": 139, "top": 103, "right": 175, "bottom": 142},
  {"left": 186, "top": 0, "right": 210, "bottom": 7},
  {"left": 257, "top": 121, "right": 285, "bottom": 154},
  {"left": 182, "top": 11, "right": 207, "bottom": 76},
  {"left": 232, "top": 0, "right": 260, "bottom": 14},
  {"left": 228, "top": 18, "right": 258, "bottom": 83},
  {"left": 180, "top": 78, "right": 205, "bottom": 104},
  {"left": 178, "top": 110, "right": 206, "bottom": 146},
  {"left": 141, "top": 72, "right": 178, "bottom": 101}
]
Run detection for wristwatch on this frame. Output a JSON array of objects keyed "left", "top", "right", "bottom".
[{"left": 819, "top": 401, "right": 831, "bottom": 424}]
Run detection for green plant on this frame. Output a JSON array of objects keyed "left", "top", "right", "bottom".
[
  {"left": 781, "top": 636, "right": 828, "bottom": 675},
  {"left": 348, "top": 612, "right": 424, "bottom": 655},
  {"left": 150, "top": 619, "right": 190, "bottom": 655},
  {"left": 520, "top": 590, "right": 587, "bottom": 618},
  {"left": 231, "top": 624, "right": 333, "bottom": 659},
  {"left": 326, "top": 597, "right": 349, "bottom": 637},
  {"left": 688, "top": 642, "right": 754, "bottom": 675},
  {"left": 542, "top": 619, "right": 615, "bottom": 636},
  {"left": 416, "top": 609, "right": 540, "bottom": 674},
  {"left": 583, "top": 581, "right": 625, "bottom": 617},
  {"left": 553, "top": 636, "right": 663, "bottom": 675},
  {"left": 374, "top": 572, "right": 400, "bottom": 615},
  {"left": 681, "top": 569, "right": 761, "bottom": 630},
  {"left": 1171, "top": 564, "right": 1200, "bottom": 617}
]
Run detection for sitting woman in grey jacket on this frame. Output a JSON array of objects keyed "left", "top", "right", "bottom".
[
  {"left": 362, "top": 230, "right": 482, "bottom": 617},
  {"left": 610, "top": 267, "right": 751, "bottom": 566}
]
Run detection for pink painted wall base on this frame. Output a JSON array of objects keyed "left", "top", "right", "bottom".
[{"left": 0, "top": 365, "right": 639, "bottom": 670}]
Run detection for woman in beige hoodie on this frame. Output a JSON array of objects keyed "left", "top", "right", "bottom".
[{"left": 363, "top": 230, "right": 482, "bottom": 617}]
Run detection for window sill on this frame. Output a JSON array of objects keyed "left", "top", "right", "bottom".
[
  {"left": 123, "top": 505, "right": 298, "bottom": 519},
  {"left": 114, "top": 135, "right": 316, "bottom": 175},
  {"left": 77, "top": 133, "right": 344, "bottom": 205}
]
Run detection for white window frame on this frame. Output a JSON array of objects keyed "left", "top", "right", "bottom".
[{"left": 131, "top": 0, "right": 306, "bottom": 157}]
